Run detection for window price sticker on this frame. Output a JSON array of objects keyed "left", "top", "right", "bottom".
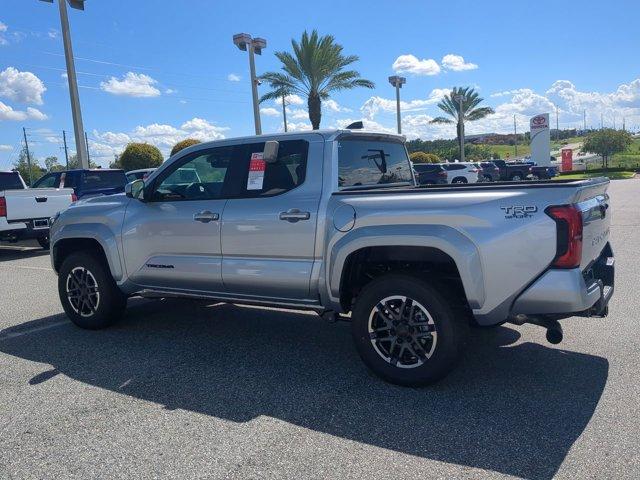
[{"left": 247, "top": 152, "right": 266, "bottom": 190}]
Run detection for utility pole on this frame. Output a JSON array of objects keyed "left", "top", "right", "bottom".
[
  {"left": 583, "top": 109, "right": 586, "bottom": 131},
  {"left": 22, "top": 127, "right": 33, "bottom": 186},
  {"left": 556, "top": 106, "right": 559, "bottom": 140},
  {"left": 43, "top": 0, "right": 89, "bottom": 168},
  {"left": 623, "top": 117, "right": 626, "bottom": 131},
  {"left": 613, "top": 116, "right": 616, "bottom": 130},
  {"left": 62, "top": 130, "right": 69, "bottom": 168},
  {"left": 454, "top": 94, "right": 465, "bottom": 162},
  {"left": 514, "top": 114, "right": 518, "bottom": 158},
  {"left": 85, "top": 131, "right": 90, "bottom": 164}
]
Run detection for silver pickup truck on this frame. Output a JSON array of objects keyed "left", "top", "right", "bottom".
[{"left": 49, "top": 129, "right": 614, "bottom": 386}]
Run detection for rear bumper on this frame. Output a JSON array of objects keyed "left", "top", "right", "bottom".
[
  {"left": 0, "top": 218, "right": 49, "bottom": 242},
  {"left": 511, "top": 243, "right": 614, "bottom": 318}
]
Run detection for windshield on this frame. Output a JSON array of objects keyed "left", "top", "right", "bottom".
[
  {"left": 0, "top": 172, "right": 25, "bottom": 190},
  {"left": 338, "top": 138, "right": 413, "bottom": 188}
]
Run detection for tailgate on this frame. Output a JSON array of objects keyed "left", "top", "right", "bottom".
[
  {"left": 4, "top": 188, "right": 74, "bottom": 221},
  {"left": 574, "top": 180, "right": 611, "bottom": 270}
]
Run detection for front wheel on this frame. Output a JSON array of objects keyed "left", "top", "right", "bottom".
[
  {"left": 58, "top": 251, "right": 127, "bottom": 329},
  {"left": 351, "top": 274, "right": 462, "bottom": 386},
  {"left": 509, "top": 172, "right": 523, "bottom": 181},
  {"left": 452, "top": 177, "right": 468, "bottom": 184},
  {"left": 37, "top": 235, "right": 50, "bottom": 250}
]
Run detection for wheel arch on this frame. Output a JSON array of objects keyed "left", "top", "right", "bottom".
[{"left": 326, "top": 225, "right": 485, "bottom": 312}]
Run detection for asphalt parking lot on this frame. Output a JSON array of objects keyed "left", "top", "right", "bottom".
[{"left": 1, "top": 179, "right": 639, "bottom": 479}]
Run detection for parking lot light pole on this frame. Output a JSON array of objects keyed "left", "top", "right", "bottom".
[
  {"left": 40, "top": 0, "right": 89, "bottom": 169},
  {"left": 233, "top": 33, "right": 266, "bottom": 135},
  {"left": 454, "top": 94, "right": 465, "bottom": 162},
  {"left": 388, "top": 76, "right": 406, "bottom": 134}
]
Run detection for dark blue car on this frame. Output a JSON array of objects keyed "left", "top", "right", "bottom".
[{"left": 32, "top": 169, "right": 127, "bottom": 199}]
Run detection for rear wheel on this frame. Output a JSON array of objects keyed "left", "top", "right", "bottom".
[
  {"left": 483, "top": 175, "right": 492, "bottom": 182},
  {"left": 351, "top": 274, "right": 462, "bottom": 386},
  {"left": 58, "top": 251, "right": 127, "bottom": 329},
  {"left": 452, "top": 177, "right": 468, "bottom": 184},
  {"left": 509, "top": 172, "right": 524, "bottom": 181}
]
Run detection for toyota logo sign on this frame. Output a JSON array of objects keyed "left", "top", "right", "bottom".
[
  {"left": 530, "top": 114, "right": 549, "bottom": 130},
  {"left": 532, "top": 115, "right": 546, "bottom": 126}
]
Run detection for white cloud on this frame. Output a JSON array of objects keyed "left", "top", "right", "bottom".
[
  {"left": 260, "top": 107, "right": 280, "bottom": 116},
  {"left": 334, "top": 118, "right": 395, "bottom": 134},
  {"left": 441, "top": 54, "right": 478, "bottom": 71},
  {"left": 90, "top": 118, "right": 230, "bottom": 162},
  {"left": 47, "top": 29, "right": 59, "bottom": 39},
  {"left": 0, "top": 67, "right": 47, "bottom": 104},
  {"left": 284, "top": 94, "right": 304, "bottom": 105},
  {"left": 0, "top": 21, "right": 8, "bottom": 45},
  {"left": 323, "top": 99, "right": 352, "bottom": 113},
  {"left": 227, "top": 73, "right": 241, "bottom": 82},
  {"left": 100, "top": 72, "right": 161, "bottom": 97},
  {"left": 0, "top": 144, "right": 12, "bottom": 151},
  {"left": 164, "top": 88, "right": 176, "bottom": 94},
  {"left": 0, "top": 101, "right": 48, "bottom": 121},
  {"left": 288, "top": 108, "right": 309, "bottom": 120},
  {"left": 491, "top": 88, "right": 530, "bottom": 97},
  {"left": 286, "top": 121, "right": 312, "bottom": 132},
  {"left": 392, "top": 54, "right": 441, "bottom": 76},
  {"left": 360, "top": 89, "right": 449, "bottom": 120}
]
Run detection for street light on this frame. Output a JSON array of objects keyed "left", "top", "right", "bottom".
[
  {"left": 233, "top": 33, "right": 266, "bottom": 135},
  {"left": 454, "top": 94, "right": 465, "bottom": 162},
  {"left": 39, "top": 0, "right": 89, "bottom": 169},
  {"left": 388, "top": 76, "right": 406, "bottom": 134}
]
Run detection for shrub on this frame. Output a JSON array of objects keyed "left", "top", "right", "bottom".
[
  {"left": 119, "top": 143, "right": 163, "bottom": 171},
  {"left": 410, "top": 152, "right": 440, "bottom": 163},
  {"left": 170, "top": 138, "right": 201, "bottom": 157}
]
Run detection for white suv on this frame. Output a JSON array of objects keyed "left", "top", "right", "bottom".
[{"left": 440, "top": 162, "right": 481, "bottom": 184}]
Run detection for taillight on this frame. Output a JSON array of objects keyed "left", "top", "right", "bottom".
[
  {"left": 0, "top": 197, "right": 6, "bottom": 217},
  {"left": 546, "top": 205, "right": 583, "bottom": 268},
  {"left": 71, "top": 193, "right": 78, "bottom": 203}
]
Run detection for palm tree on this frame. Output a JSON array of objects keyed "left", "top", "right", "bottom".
[
  {"left": 260, "top": 30, "right": 374, "bottom": 130},
  {"left": 259, "top": 82, "right": 291, "bottom": 132},
  {"left": 430, "top": 86, "right": 495, "bottom": 160}
]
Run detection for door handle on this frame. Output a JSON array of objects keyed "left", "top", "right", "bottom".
[
  {"left": 279, "top": 208, "right": 310, "bottom": 223},
  {"left": 193, "top": 211, "right": 219, "bottom": 223}
]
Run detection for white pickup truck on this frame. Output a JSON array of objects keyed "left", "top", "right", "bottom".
[{"left": 0, "top": 171, "right": 75, "bottom": 249}]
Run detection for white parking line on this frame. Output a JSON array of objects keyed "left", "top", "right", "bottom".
[
  {"left": 0, "top": 264, "right": 52, "bottom": 271},
  {"left": 0, "top": 320, "right": 69, "bottom": 341}
]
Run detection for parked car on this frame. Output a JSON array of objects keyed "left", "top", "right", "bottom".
[
  {"left": 491, "top": 159, "right": 533, "bottom": 181},
  {"left": 1, "top": 171, "right": 75, "bottom": 248},
  {"left": 126, "top": 168, "right": 156, "bottom": 183},
  {"left": 519, "top": 162, "right": 558, "bottom": 180},
  {"left": 33, "top": 169, "right": 127, "bottom": 200},
  {"left": 412, "top": 163, "right": 448, "bottom": 185},
  {"left": 440, "top": 162, "right": 481, "bottom": 183},
  {"left": 49, "top": 129, "right": 614, "bottom": 386},
  {"left": 479, "top": 161, "right": 501, "bottom": 182}
]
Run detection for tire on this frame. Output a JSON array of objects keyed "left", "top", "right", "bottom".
[
  {"left": 37, "top": 235, "right": 50, "bottom": 250},
  {"left": 58, "top": 251, "right": 127, "bottom": 329},
  {"left": 452, "top": 177, "right": 468, "bottom": 184},
  {"left": 509, "top": 172, "right": 523, "bottom": 181},
  {"left": 351, "top": 273, "right": 462, "bottom": 386},
  {"left": 483, "top": 175, "right": 492, "bottom": 182}
]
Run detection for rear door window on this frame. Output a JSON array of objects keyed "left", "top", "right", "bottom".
[
  {"left": 0, "top": 172, "right": 25, "bottom": 190},
  {"left": 32, "top": 173, "right": 60, "bottom": 188},
  {"left": 338, "top": 138, "right": 413, "bottom": 188}
]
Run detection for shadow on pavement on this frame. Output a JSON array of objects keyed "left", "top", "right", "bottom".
[
  {"left": 0, "top": 244, "right": 49, "bottom": 262},
  {"left": 0, "top": 299, "right": 608, "bottom": 479}
]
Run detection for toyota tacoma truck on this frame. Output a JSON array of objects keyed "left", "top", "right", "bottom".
[
  {"left": 48, "top": 129, "right": 614, "bottom": 386},
  {"left": 1, "top": 171, "right": 75, "bottom": 249}
]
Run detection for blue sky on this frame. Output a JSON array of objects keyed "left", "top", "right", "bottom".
[{"left": 1, "top": 0, "right": 639, "bottom": 167}]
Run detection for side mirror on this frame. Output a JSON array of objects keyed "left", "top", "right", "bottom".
[
  {"left": 263, "top": 140, "right": 279, "bottom": 163},
  {"left": 125, "top": 179, "right": 145, "bottom": 201}
]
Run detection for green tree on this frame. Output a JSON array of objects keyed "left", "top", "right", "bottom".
[
  {"left": 260, "top": 30, "right": 374, "bottom": 130},
  {"left": 119, "top": 143, "right": 163, "bottom": 171},
  {"left": 44, "top": 156, "right": 65, "bottom": 172},
  {"left": 581, "top": 129, "right": 632, "bottom": 168},
  {"left": 410, "top": 152, "right": 440, "bottom": 163},
  {"left": 170, "top": 138, "right": 201, "bottom": 157},
  {"left": 430, "top": 86, "right": 495, "bottom": 158},
  {"left": 67, "top": 154, "right": 98, "bottom": 169},
  {"left": 12, "top": 147, "right": 44, "bottom": 186}
]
